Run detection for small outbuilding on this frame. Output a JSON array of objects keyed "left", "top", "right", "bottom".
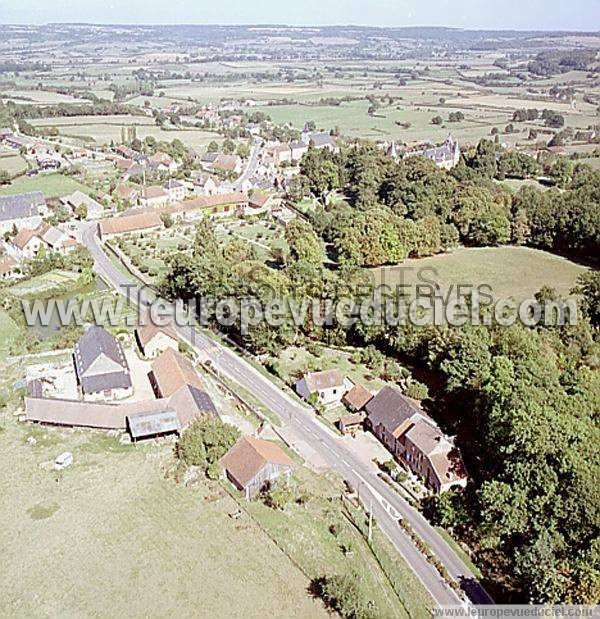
[
  {"left": 127, "top": 409, "right": 180, "bottom": 441},
  {"left": 220, "top": 437, "right": 294, "bottom": 499},
  {"left": 338, "top": 412, "right": 365, "bottom": 435}
]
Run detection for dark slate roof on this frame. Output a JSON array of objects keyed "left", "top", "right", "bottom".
[
  {"left": 74, "top": 325, "right": 132, "bottom": 394},
  {"left": 201, "top": 151, "right": 219, "bottom": 163},
  {"left": 365, "top": 386, "right": 420, "bottom": 434},
  {"left": 308, "top": 132, "right": 335, "bottom": 148},
  {"left": 79, "top": 370, "right": 132, "bottom": 394},
  {"left": 27, "top": 379, "right": 43, "bottom": 398},
  {"left": 0, "top": 191, "right": 45, "bottom": 222},
  {"left": 127, "top": 409, "right": 180, "bottom": 439},
  {"left": 187, "top": 385, "right": 217, "bottom": 416}
]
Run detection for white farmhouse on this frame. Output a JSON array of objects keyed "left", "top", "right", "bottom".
[{"left": 295, "top": 369, "right": 353, "bottom": 406}]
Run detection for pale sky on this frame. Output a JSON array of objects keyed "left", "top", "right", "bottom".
[{"left": 0, "top": 0, "right": 598, "bottom": 31}]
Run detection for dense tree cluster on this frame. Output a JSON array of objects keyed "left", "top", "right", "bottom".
[
  {"left": 297, "top": 140, "right": 599, "bottom": 267},
  {"left": 528, "top": 50, "right": 597, "bottom": 76}
]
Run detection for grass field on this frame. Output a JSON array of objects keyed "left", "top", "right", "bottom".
[
  {"left": 270, "top": 346, "right": 386, "bottom": 392},
  {"left": 372, "top": 246, "right": 587, "bottom": 302},
  {"left": 0, "top": 150, "right": 27, "bottom": 176},
  {"left": 7, "top": 270, "right": 83, "bottom": 299},
  {"left": 0, "top": 173, "right": 92, "bottom": 198},
  {"left": 253, "top": 98, "right": 516, "bottom": 142},
  {"left": 0, "top": 418, "right": 328, "bottom": 618},
  {"left": 240, "top": 468, "right": 433, "bottom": 619},
  {"left": 0, "top": 310, "right": 20, "bottom": 359}
]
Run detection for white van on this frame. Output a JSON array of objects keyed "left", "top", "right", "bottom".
[{"left": 54, "top": 452, "right": 73, "bottom": 471}]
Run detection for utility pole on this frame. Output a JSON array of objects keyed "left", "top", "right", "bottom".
[{"left": 368, "top": 498, "right": 373, "bottom": 543}]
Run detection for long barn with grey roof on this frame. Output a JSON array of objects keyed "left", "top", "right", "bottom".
[{"left": 0, "top": 191, "right": 46, "bottom": 233}]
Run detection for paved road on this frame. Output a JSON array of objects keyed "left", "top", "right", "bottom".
[
  {"left": 82, "top": 223, "right": 494, "bottom": 608},
  {"left": 234, "top": 141, "right": 261, "bottom": 190}
]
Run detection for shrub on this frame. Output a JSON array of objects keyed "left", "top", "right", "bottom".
[
  {"left": 312, "top": 573, "right": 377, "bottom": 619},
  {"left": 176, "top": 417, "right": 240, "bottom": 471},
  {"left": 262, "top": 481, "right": 295, "bottom": 510},
  {"left": 404, "top": 380, "right": 429, "bottom": 400}
]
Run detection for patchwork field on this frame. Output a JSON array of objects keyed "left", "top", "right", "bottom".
[{"left": 372, "top": 246, "right": 587, "bottom": 302}]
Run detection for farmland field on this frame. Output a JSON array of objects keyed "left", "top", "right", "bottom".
[
  {"left": 1, "top": 89, "right": 89, "bottom": 105},
  {"left": 0, "top": 419, "right": 328, "bottom": 618},
  {"left": 0, "top": 173, "right": 93, "bottom": 197},
  {"left": 254, "top": 99, "right": 520, "bottom": 142},
  {"left": 372, "top": 246, "right": 587, "bottom": 302},
  {"left": 30, "top": 116, "right": 218, "bottom": 151},
  {"left": 0, "top": 150, "right": 27, "bottom": 176}
]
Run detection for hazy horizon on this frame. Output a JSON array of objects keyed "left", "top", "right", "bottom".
[{"left": 0, "top": 0, "right": 598, "bottom": 32}]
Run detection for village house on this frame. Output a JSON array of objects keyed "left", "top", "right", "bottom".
[
  {"left": 402, "top": 419, "right": 468, "bottom": 493},
  {"left": 139, "top": 185, "right": 170, "bottom": 208},
  {"left": 24, "top": 380, "right": 217, "bottom": 439},
  {"left": 4, "top": 133, "right": 34, "bottom": 151},
  {"left": 114, "top": 183, "right": 140, "bottom": 205},
  {"left": 193, "top": 173, "right": 221, "bottom": 196},
  {"left": 115, "top": 157, "right": 136, "bottom": 173},
  {"left": 269, "top": 143, "right": 293, "bottom": 165},
  {"left": 136, "top": 322, "right": 179, "bottom": 358},
  {"left": 115, "top": 145, "right": 138, "bottom": 159},
  {"left": 127, "top": 410, "right": 180, "bottom": 441},
  {"left": 365, "top": 386, "right": 467, "bottom": 493},
  {"left": 10, "top": 226, "right": 48, "bottom": 258},
  {"left": 402, "top": 137, "right": 460, "bottom": 170},
  {"left": 179, "top": 192, "right": 249, "bottom": 219},
  {"left": 60, "top": 190, "right": 105, "bottom": 219},
  {"left": 338, "top": 413, "right": 366, "bottom": 435},
  {"left": 295, "top": 369, "right": 353, "bottom": 406},
  {"left": 289, "top": 140, "right": 309, "bottom": 161},
  {"left": 195, "top": 108, "right": 220, "bottom": 123},
  {"left": 163, "top": 179, "right": 186, "bottom": 202},
  {"left": 0, "top": 192, "right": 46, "bottom": 234},
  {"left": 98, "top": 212, "right": 163, "bottom": 240},
  {"left": 244, "top": 191, "right": 274, "bottom": 215},
  {"left": 74, "top": 325, "right": 133, "bottom": 401},
  {"left": 220, "top": 436, "right": 295, "bottom": 499},
  {"left": 204, "top": 153, "right": 243, "bottom": 175},
  {"left": 35, "top": 151, "right": 62, "bottom": 170},
  {"left": 365, "top": 386, "right": 422, "bottom": 457},
  {"left": 301, "top": 128, "right": 339, "bottom": 153},
  {"left": 148, "top": 151, "right": 178, "bottom": 174},
  {"left": 11, "top": 223, "right": 78, "bottom": 259}
]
